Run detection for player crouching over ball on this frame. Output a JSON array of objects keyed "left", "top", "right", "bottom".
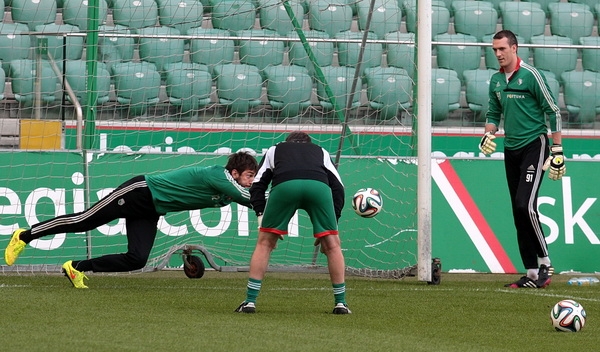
[{"left": 4, "top": 152, "right": 258, "bottom": 288}]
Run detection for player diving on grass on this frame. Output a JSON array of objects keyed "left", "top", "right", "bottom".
[
  {"left": 4, "top": 152, "right": 258, "bottom": 289},
  {"left": 235, "top": 131, "right": 351, "bottom": 314}
]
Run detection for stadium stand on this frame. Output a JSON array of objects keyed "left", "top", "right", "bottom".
[
  {"left": 308, "top": 0, "right": 353, "bottom": 38},
  {"left": 561, "top": 70, "right": 600, "bottom": 124},
  {"left": 404, "top": 0, "right": 450, "bottom": 38},
  {"left": 548, "top": 2, "right": 594, "bottom": 44},
  {"left": 215, "top": 63, "right": 263, "bottom": 117},
  {"left": 463, "top": 68, "right": 496, "bottom": 120},
  {"left": 34, "top": 24, "right": 85, "bottom": 61},
  {"left": 98, "top": 25, "right": 136, "bottom": 74},
  {"left": 258, "top": 0, "right": 304, "bottom": 36},
  {"left": 236, "top": 29, "right": 285, "bottom": 80},
  {"left": 452, "top": 1, "right": 498, "bottom": 42},
  {"left": 521, "top": 0, "right": 560, "bottom": 17},
  {"left": 530, "top": 35, "right": 578, "bottom": 83},
  {"left": 434, "top": 33, "right": 481, "bottom": 83},
  {"left": 286, "top": 30, "right": 334, "bottom": 77},
  {"left": 431, "top": 68, "right": 461, "bottom": 122},
  {"left": 385, "top": 31, "right": 416, "bottom": 78},
  {"left": 356, "top": 0, "right": 402, "bottom": 40},
  {"left": 264, "top": 64, "right": 313, "bottom": 118},
  {"left": 188, "top": 28, "right": 236, "bottom": 78},
  {"left": 138, "top": 26, "right": 186, "bottom": 74},
  {"left": 64, "top": 60, "right": 112, "bottom": 106},
  {"left": 10, "top": 0, "right": 57, "bottom": 31},
  {"left": 316, "top": 66, "right": 362, "bottom": 111},
  {"left": 111, "top": 0, "right": 159, "bottom": 31},
  {"left": 164, "top": 62, "right": 213, "bottom": 117},
  {"left": 9, "top": 59, "right": 60, "bottom": 105},
  {"left": 0, "top": 23, "right": 31, "bottom": 74},
  {"left": 112, "top": 61, "right": 162, "bottom": 117},
  {"left": 364, "top": 66, "right": 412, "bottom": 121},
  {"left": 335, "top": 30, "right": 383, "bottom": 78},
  {"left": 580, "top": 36, "right": 600, "bottom": 73},
  {"left": 156, "top": 0, "right": 204, "bottom": 35},
  {"left": 499, "top": 2, "right": 546, "bottom": 43},
  {"left": 62, "top": 0, "right": 109, "bottom": 31},
  {"left": 211, "top": 0, "right": 256, "bottom": 33}
]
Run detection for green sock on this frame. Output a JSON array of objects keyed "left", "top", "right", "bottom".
[
  {"left": 332, "top": 283, "right": 346, "bottom": 305},
  {"left": 246, "top": 278, "right": 262, "bottom": 304}
]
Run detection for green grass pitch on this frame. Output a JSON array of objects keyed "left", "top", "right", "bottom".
[{"left": 0, "top": 271, "right": 598, "bottom": 351}]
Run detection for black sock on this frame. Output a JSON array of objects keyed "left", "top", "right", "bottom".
[
  {"left": 72, "top": 260, "right": 93, "bottom": 272},
  {"left": 19, "top": 229, "right": 33, "bottom": 244}
]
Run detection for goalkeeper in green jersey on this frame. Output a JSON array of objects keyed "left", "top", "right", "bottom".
[
  {"left": 480, "top": 30, "right": 563, "bottom": 289},
  {"left": 4, "top": 152, "right": 258, "bottom": 288}
]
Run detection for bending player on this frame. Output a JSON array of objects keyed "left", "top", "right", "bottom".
[
  {"left": 235, "top": 131, "right": 350, "bottom": 314},
  {"left": 4, "top": 152, "right": 258, "bottom": 288}
]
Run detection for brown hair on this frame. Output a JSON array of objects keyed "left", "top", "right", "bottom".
[
  {"left": 225, "top": 151, "right": 258, "bottom": 173},
  {"left": 285, "top": 131, "right": 312, "bottom": 143}
]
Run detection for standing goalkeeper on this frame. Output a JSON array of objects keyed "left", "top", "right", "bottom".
[{"left": 479, "top": 30, "right": 564, "bottom": 288}]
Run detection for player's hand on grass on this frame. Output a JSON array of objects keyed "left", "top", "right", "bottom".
[
  {"left": 478, "top": 132, "right": 496, "bottom": 155},
  {"left": 543, "top": 144, "right": 566, "bottom": 181}
]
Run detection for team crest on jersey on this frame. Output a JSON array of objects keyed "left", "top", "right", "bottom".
[
  {"left": 518, "top": 78, "right": 523, "bottom": 85},
  {"left": 118, "top": 198, "right": 125, "bottom": 206}
]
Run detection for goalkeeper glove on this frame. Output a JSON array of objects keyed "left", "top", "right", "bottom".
[
  {"left": 543, "top": 145, "right": 566, "bottom": 181},
  {"left": 479, "top": 132, "right": 497, "bottom": 155}
]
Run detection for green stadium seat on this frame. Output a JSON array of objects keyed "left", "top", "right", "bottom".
[
  {"left": 356, "top": 0, "right": 402, "bottom": 40},
  {"left": 453, "top": 2, "right": 498, "bottom": 42},
  {"left": 34, "top": 24, "right": 84, "bottom": 61},
  {"left": 211, "top": 0, "right": 256, "bottom": 33},
  {"left": 9, "top": 59, "right": 59, "bottom": 105},
  {"left": 308, "top": 0, "right": 353, "bottom": 38},
  {"left": 0, "top": 67, "right": 5, "bottom": 100},
  {"left": 434, "top": 33, "right": 481, "bottom": 83},
  {"left": 111, "top": 0, "right": 158, "bottom": 31},
  {"left": 335, "top": 30, "right": 382, "bottom": 78},
  {"left": 112, "top": 61, "right": 162, "bottom": 117},
  {"left": 215, "top": 63, "right": 263, "bottom": 117},
  {"left": 568, "top": 0, "right": 597, "bottom": 16},
  {"left": 98, "top": 25, "right": 136, "bottom": 74},
  {"left": 596, "top": 4, "right": 600, "bottom": 18},
  {"left": 156, "top": 0, "right": 204, "bottom": 35},
  {"left": 499, "top": 2, "right": 545, "bottom": 43},
  {"left": 164, "top": 62, "right": 213, "bottom": 117},
  {"left": 188, "top": 28, "right": 235, "bottom": 78},
  {"left": 264, "top": 65, "right": 312, "bottom": 118},
  {"left": 580, "top": 36, "right": 600, "bottom": 73},
  {"left": 404, "top": 0, "right": 449, "bottom": 38},
  {"left": 62, "top": 0, "right": 109, "bottom": 31},
  {"left": 316, "top": 66, "right": 362, "bottom": 111},
  {"left": 538, "top": 70, "right": 560, "bottom": 103},
  {"left": 236, "top": 29, "right": 285, "bottom": 80},
  {"left": 463, "top": 69, "right": 496, "bottom": 120},
  {"left": 530, "top": 35, "right": 577, "bottom": 82},
  {"left": 431, "top": 68, "right": 461, "bottom": 122},
  {"left": 258, "top": 0, "right": 305, "bottom": 36},
  {"left": 364, "top": 67, "right": 412, "bottom": 121},
  {"left": 138, "top": 26, "right": 185, "bottom": 74},
  {"left": 521, "top": 0, "right": 559, "bottom": 17},
  {"left": 482, "top": 34, "right": 529, "bottom": 70},
  {"left": 0, "top": 23, "right": 31, "bottom": 75},
  {"left": 450, "top": 0, "right": 493, "bottom": 17},
  {"left": 64, "top": 60, "right": 112, "bottom": 105},
  {"left": 561, "top": 70, "right": 600, "bottom": 124},
  {"left": 287, "top": 30, "right": 334, "bottom": 77},
  {"left": 11, "top": 0, "right": 56, "bottom": 31},
  {"left": 385, "top": 31, "right": 416, "bottom": 78},
  {"left": 548, "top": 3, "right": 594, "bottom": 44}
]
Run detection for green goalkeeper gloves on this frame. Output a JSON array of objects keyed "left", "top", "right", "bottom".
[
  {"left": 479, "top": 132, "right": 496, "bottom": 155},
  {"left": 543, "top": 144, "right": 566, "bottom": 181}
]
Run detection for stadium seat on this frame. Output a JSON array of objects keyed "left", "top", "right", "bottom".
[
  {"left": 450, "top": 0, "right": 493, "bottom": 18},
  {"left": 434, "top": 33, "right": 481, "bottom": 83},
  {"left": 0, "top": 67, "right": 5, "bottom": 100},
  {"left": 156, "top": 0, "right": 204, "bottom": 35},
  {"left": 138, "top": 26, "right": 185, "bottom": 75},
  {"left": 11, "top": 0, "right": 57, "bottom": 31},
  {"left": 0, "top": 23, "right": 31, "bottom": 75},
  {"left": 548, "top": 3, "right": 594, "bottom": 44},
  {"left": 568, "top": 0, "right": 597, "bottom": 16},
  {"left": 98, "top": 25, "right": 136, "bottom": 74},
  {"left": 463, "top": 69, "right": 496, "bottom": 120},
  {"left": 188, "top": 28, "right": 235, "bottom": 78},
  {"left": 287, "top": 30, "right": 334, "bottom": 77},
  {"left": 530, "top": 35, "right": 577, "bottom": 82},
  {"left": 539, "top": 70, "right": 560, "bottom": 103},
  {"left": 431, "top": 68, "right": 461, "bottom": 122},
  {"left": 111, "top": 0, "right": 159, "bottom": 31},
  {"left": 453, "top": 2, "right": 498, "bottom": 42},
  {"left": 316, "top": 66, "right": 362, "bottom": 112},
  {"left": 520, "top": 0, "right": 559, "bottom": 17},
  {"left": 112, "top": 61, "right": 162, "bottom": 117},
  {"left": 258, "top": 0, "right": 305, "bottom": 36},
  {"left": 308, "top": 0, "right": 353, "bottom": 38},
  {"left": 9, "top": 59, "right": 60, "bottom": 105},
  {"left": 62, "top": 0, "right": 109, "bottom": 31},
  {"left": 335, "top": 31, "right": 382, "bottom": 78},
  {"left": 264, "top": 65, "right": 313, "bottom": 118},
  {"left": 356, "top": 0, "right": 402, "bottom": 40},
  {"left": 499, "top": 2, "right": 545, "bottom": 43},
  {"left": 580, "top": 36, "right": 600, "bottom": 73},
  {"left": 364, "top": 67, "right": 412, "bottom": 121},
  {"left": 164, "top": 62, "right": 213, "bottom": 117},
  {"left": 34, "top": 24, "right": 84, "bottom": 61},
  {"left": 561, "top": 70, "right": 600, "bottom": 124},
  {"left": 215, "top": 63, "right": 263, "bottom": 117},
  {"left": 211, "top": 0, "right": 256, "bottom": 33},
  {"left": 64, "top": 60, "right": 112, "bottom": 105},
  {"left": 404, "top": 0, "right": 449, "bottom": 38},
  {"left": 482, "top": 34, "right": 529, "bottom": 70},
  {"left": 236, "top": 29, "right": 285, "bottom": 80},
  {"left": 385, "top": 31, "right": 416, "bottom": 78}
]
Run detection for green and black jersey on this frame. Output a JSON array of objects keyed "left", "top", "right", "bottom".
[
  {"left": 145, "top": 165, "right": 251, "bottom": 214},
  {"left": 486, "top": 58, "right": 561, "bottom": 150}
]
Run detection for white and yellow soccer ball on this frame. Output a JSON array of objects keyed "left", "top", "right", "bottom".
[
  {"left": 351, "top": 188, "right": 383, "bottom": 218},
  {"left": 550, "top": 299, "right": 586, "bottom": 332}
]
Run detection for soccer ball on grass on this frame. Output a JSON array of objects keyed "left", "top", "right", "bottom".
[
  {"left": 550, "top": 299, "right": 586, "bottom": 332},
  {"left": 351, "top": 188, "right": 383, "bottom": 218}
]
